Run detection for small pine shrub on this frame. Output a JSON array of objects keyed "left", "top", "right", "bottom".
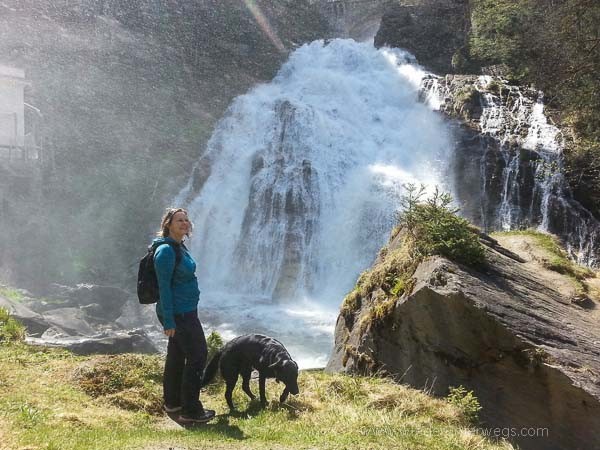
[
  {"left": 206, "top": 330, "right": 224, "bottom": 360},
  {"left": 447, "top": 386, "right": 482, "bottom": 424},
  {"left": 341, "top": 186, "right": 483, "bottom": 329},
  {"left": 397, "top": 184, "right": 485, "bottom": 267}
]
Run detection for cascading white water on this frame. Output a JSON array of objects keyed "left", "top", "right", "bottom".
[
  {"left": 475, "top": 76, "right": 554, "bottom": 230},
  {"left": 177, "top": 40, "right": 453, "bottom": 367},
  {"left": 420, "top": 74, "right": 599, "bottom": 266},
  {"left": 472, "top": 77, "right": 600, "bottom": 264}
]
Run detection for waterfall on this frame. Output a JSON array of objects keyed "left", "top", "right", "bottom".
[
  {"left": 177, "top": 39, "right": 453, "bottom": 367},
  {"left": 473, "top": 76, "right": 599, "bottom": 265},
  {"left": 176, "top": 40, "right": 598, "bottom": 366}
]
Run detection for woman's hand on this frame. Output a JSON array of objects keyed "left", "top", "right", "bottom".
[{"left": 164, "top": 328, "right": 176, "bottom": 337}]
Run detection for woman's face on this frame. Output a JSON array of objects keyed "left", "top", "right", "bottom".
[{"left": 167, "top": 211, "right": 191, "bottom": 238}]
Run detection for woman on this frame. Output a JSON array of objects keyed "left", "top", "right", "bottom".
[{"left": 152, "top": 207, "right": 214, "bottom": 423}]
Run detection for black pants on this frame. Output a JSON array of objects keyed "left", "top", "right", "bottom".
[{"left": 163, "top": 310, "right": 208, "bottom": 415}]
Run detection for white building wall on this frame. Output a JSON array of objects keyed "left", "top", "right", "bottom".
[{"left": 0, "top": 66, "right": 27, "bottom": 147}]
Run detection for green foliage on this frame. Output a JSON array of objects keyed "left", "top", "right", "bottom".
[
  {"left": 341, "top": 186, "right": 483, "bottom": 327},
  {"left": 0, "top": 308, "right": 26, "bottom": 343},
  {"left": 3, "top": 401, "right": 48, "bottom": 429},
  {"left": 469, "top": 0, "right": 530, "bottom": 75},
  {"left": 341, "top": 244, "right": 417, "bottom": 323},
  {"left": 341, "top": 186, "right": 483, "bottom": 326},
  {"left": 398, "top": 185, "right": 485, "bottom": 266},
  {"left": 206, "top": 330, "right": 224, "bottom": 361},
  {"left": 372, "top": 298, "right": 398, "bottom": 323},
  {"left": 340, "top": 288, "right": 362, "bottom": 318},
  {"left": 390, "top": 271, "right": 416, "bottom": 298},
  {"left": 565, "top": 140, "right": 600, "bottom": 219},
  {"left": 0, "top": 286, "right": 25, "bottom": 303},
  {"left": 447, "top": 386, "right": 482, "bottom": 424}
]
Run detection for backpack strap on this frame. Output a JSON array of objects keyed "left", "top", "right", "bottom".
[
  {"left": 150, "top": 241, "right": 184, "bottom": 270},
  {"left": 148, "top": 242, "right": 183, "bottom": 266},
  {"left": 154, "top": 242, "right": 184, "bottom": 293}
]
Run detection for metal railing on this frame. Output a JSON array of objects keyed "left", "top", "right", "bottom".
[{"left": 0, "top": 103, "right": 43, "bottom": 163}]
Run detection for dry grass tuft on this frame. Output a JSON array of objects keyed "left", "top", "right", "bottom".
[{"left": 72, "top": 354, "right": 163, "bottom": 414}]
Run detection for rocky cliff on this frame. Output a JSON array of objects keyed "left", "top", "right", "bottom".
[
  {"left": 327, "top": 231, "right": 600, "bottom": 450},
  {"left": 374, "top": 0, "right": 470, "bottom": 73}
]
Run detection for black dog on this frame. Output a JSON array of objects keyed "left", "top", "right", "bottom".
[{"left": 201, "top": 334, "right": 300, "bottom": 410}]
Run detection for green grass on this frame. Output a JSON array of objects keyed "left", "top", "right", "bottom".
[
  {"left": 0, "top": 307, "right": 26, "bottom": 342},
  {"left": 0, "top": 336, "right": 514, "bottom": 450},
  {"left": 0, "top": 285, "right": 25, "bottom": 303},
  {"left": 492, "top": 230, "right": 594, "bottom": 294}
]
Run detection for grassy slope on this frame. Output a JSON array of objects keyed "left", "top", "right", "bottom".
[
  {"left": 0, "top": 342, "right": 514, "bottom": 450},
  {"left": 491, "top": 230, "right": 597, "bottom": 297}
]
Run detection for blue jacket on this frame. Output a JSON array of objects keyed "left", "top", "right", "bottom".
[{"left": 152, "top": 236, "right": 200, "bottom": 330}]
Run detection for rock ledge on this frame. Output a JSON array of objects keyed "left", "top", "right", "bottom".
[{"left": 327, "top": 235, "right": 600, "bottom": 450}]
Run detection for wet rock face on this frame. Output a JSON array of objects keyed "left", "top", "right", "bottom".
[
  {"left": 374, "top": 1, "right": 470, "bottom": 74},
  {"left": 327, "top": 246, "right": 600, "bottom": 450},
  {"left": 231, "top": 100, "right": 320, "bottom": 299},
  {"left": 314, "top": 0, "right": 389, "bottom": 40},
  {"left": 419, "top": 69, "right": 576, "bottom": 241}
]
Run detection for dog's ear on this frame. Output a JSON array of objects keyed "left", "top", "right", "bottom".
[
  {"left": 268, "top": 357, "right": 282, "bottom": 369},
  {"left": 282, "top": 359, "right": 298, "bottom": 372}
]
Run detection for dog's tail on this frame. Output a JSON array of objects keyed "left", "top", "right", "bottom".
[{"left": 201, "top": 349, "right": 223, "bottom": 388}]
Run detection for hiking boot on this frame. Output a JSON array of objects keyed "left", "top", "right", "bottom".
[
  {"left": 178, "top": 409, "right": 215, "bottom": 424},
  {"left": 163, "top": 404, "right": 182, "bottom": 413}
]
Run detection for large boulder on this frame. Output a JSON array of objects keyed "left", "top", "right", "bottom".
[
  {"left": 40, "top": 307, "right": 97, "bottom": 336},
  {"left": 27, "top": 329, "right": 158, "bottom": 355},
  {"left": 327, "top": 234, "right": 600, "bottom": 450},
  {"left": 41, "top": 284, "right": 132, "bottom": 321},
  {"left": 115, "top": 300, "right": 157, "bottom": 331}
]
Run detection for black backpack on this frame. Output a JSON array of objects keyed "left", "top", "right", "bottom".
[{"left": 137, "top": 241, "right": 183, "bottom": 304}]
